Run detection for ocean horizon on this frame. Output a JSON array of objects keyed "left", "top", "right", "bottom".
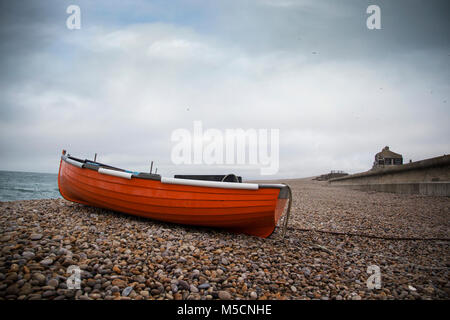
[{"left": 0, "top": 170, "right": 61, "bottom": 201}]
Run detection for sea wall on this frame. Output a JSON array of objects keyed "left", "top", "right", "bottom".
[{"left": 329, "top": 155, "right": 450, "bottom": 196}]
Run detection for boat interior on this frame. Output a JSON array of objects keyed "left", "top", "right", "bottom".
[{"left": 63, "top": 154, "right": 243, "bottom": 183}]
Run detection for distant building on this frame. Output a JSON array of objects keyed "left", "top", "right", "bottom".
[
  {"left": 372, "top": 146, "right": 403, "bottom": 169},
  {"left": 313, "top": 170, "right": 348, "bottom": 181}
]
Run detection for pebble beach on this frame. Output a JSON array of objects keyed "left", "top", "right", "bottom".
[{"left": 0, "top": 179, "right": 448, "bottom": 300}]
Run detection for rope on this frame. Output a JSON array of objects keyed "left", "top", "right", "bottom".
[
  {"left": 283, "top": 226, "right": 450, "bottom": 241},
  {"left": 281, "top": 185, "right": 293, "bottom": 239}
]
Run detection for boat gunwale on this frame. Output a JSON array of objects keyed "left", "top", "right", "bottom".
[
  {"left": 63, "top": 166, "right": 278, "bottom": 209},
  {"left": 61, "top": 155, "right": 288, "bottom": 193}
]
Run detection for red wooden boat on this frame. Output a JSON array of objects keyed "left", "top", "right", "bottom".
[{"left": 58, "top": 151, "right": 291, "bottom": 238}]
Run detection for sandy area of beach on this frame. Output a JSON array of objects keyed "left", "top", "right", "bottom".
[{"left": 0, "top": 179, "right": 448, "bottom": 300}]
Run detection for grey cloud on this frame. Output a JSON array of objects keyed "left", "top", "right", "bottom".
[{"left": 0, "top": 0, "right": 448, "bottom": 178}]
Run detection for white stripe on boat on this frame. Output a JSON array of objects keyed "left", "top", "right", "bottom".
[
  {"left": 161, "top": 177, "right": 259, "bottom": 190},
  {"left": 66, "top": 158, "right": 84, "bottom": 168},
  {"left": 98, "top": 168, "right": 132, "bottom": 180}
]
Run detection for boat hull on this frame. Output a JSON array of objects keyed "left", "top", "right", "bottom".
[{"left": 58, "top": 158, "right": 288, "bottom": 238}]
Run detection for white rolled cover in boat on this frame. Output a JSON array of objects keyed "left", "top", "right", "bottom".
[
  {"left": 65, "top": 158, "right": 84, "bottom": 168},
  {"left": 161, "top": 177, "right": 259, "bottom": 190},
  {"left": 98, "top": 168, "right": 132, "bottom": 180}
]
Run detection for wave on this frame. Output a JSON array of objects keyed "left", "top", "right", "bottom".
[{"left": 0, "top": 171, "right": 60, "bottom": 201}]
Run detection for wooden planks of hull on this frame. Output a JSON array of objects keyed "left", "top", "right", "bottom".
[{"left": 58, "top": 158, "right": 287, "bottom": 237}]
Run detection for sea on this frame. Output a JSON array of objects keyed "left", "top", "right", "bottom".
[{"left": 0, "top": 170, "right": 61, "bottom": 202}]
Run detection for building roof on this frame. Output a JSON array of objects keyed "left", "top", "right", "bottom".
[{"left": 376, "top": 146, "right": 402, "bottom": 159}]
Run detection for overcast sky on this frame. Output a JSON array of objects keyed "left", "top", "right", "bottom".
[{"left": 0, "top": 0, "right": 449, "bottom": 178}]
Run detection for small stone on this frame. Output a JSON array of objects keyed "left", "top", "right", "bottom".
[
  {"left": 191, "top": 269, "right": 200, "bottom": 278},
  {"left": 190, "top": 284, "right": 199, "bottom": 293},
  {"left": 399, "top": 290, "right": 408, "bottom": 299},
  {"left": 151, "top": 288, "right": 161, "bottom": 295},
  {"left": 122, "top": 286, "right": 133, "bottom": 297},
  {"left": 250, "top": 291, "right": 258, "bottom": 299},
  {"left": 86, "top": 279, "right": 96, "bottom": 287},
  {"left": 22, "top": 251, "right": 35, "bottom": 259},
  {"left": 47, "top": 278, "right": 59, "bottom": 288},
  {"left": 20, "top": 283, "right": 33, "bottom": 295},
  {"left": 40, "top": 258, "right": 53, "bottom": 266},
  {"left": 173, "top": 268, "right": 183, "bottom": 276},
  {"left": 9, "top": 264, "right": 19, "bottom": 272},
  {"left": 112, "top": 279, "right": 127, "bottom": 288},
  {"left": 6, "top": 284, "right": 19, "bottom": 295},
  {"left": 424, "top": 286, "right": 435, "bottom": 295},
  {"left": 290, "top": 286, "right": 297, "bottom": 293},
  {"left": 174, "top": 293, "right": 183, "bottom": 300},
  {"left": 303, "top": 267, "right": 311, "bottom": 277},
  {"left": 140, "top": 290, "right": 149, "bottom": 297},
  {"left": 352, "top": 295, "right": 362, "bottom": 300},
  {"left": 33, "top": 273, "right": 46, "bottom": 284},
  {"left": 218, "top": 290, "right": 231, "bottom": 300},
  {"left": 30, "top": 234, "right": 43, "bottom": 240},
  {"left": 178, "top": 280, "right": 189, "bottom": 290},
  {"left": 111, "top": 286, "right": 120, "bottom": 293},
  {"left": 112, "top": 265, "right": 121, "bottom": 274},
  {"left": 53, "top": 235, "right": 63, "bottom": 241},
  {"left": 269, "top": 284, "right": 279, "bottom": 291},
  {"left": 83, "top": 287, "right": 92, "bottom": 293},
  {"left": 198, "top": 283, "right": 210, "bottom": 290},
  {"left": 165, "top": 293, "right": 174, "bottom": 300},
  {"left": 57, "top": 248, "right": 69, "bottom": 256},
  {"left": 408, "top": 285, "right": 417, "bottom": 292},
  {"left": 6, "top": 272, "right": 18, "bottom": 281},
  {"left": 42, "top": 290, "right": 56, "bottom": 298}
]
